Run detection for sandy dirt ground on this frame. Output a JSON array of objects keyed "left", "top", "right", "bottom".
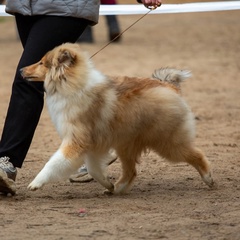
[{"left": 0, "top": 1, "right": 240, "bottom": 239}]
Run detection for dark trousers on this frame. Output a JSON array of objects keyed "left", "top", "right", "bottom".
[{"left": 0, "top": 14, "right": 90, "bottom": 168}]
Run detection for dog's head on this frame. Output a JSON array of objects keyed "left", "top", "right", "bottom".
[{"left": 21, "top": 43, "right": 89, "bottom": 94}]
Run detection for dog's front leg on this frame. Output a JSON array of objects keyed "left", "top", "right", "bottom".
[
  {"left": 28, "top": 148, "right": 84, "bottom": 191},
  {"left": 85, "top": 152, "right": 115, "bottom": 193}
]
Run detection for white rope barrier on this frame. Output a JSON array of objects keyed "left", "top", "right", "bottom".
[
  {"left": 100, "top": 1, "right": 240, "bottom": 15},
  {"left": 0, "top": 2, "right": 240, "bottom": 17}
]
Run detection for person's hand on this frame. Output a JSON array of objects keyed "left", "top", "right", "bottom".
[{"left": 141, "top": 0, "right": 162, "bottom": 9}]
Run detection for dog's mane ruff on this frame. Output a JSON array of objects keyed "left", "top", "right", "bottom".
[
  {"left": 45, "top": 50, "right": 111, "bottom": 141},
  {"left": 152, "top": 68, "right": 191, "bottom": 91},
  {"left": 86, "top": 68, "right": 107, "bottom": 90},
  {"left": 72, "top": 51, "right": 108, "bottom": 95}
]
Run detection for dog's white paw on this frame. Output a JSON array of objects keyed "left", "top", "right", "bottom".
[
  {"left": 202, "top": 172, "right": 215, "bottom": 188},
  {"left": 28, "top": 180, "right": 44, "bottom": 191},
  {"left": 103, "top": 189, "right": 114, "bottom": 195}
]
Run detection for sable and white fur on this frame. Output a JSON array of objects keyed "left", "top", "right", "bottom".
[{"left": 21, "top": 43, "right": 214, "bottom": 194}]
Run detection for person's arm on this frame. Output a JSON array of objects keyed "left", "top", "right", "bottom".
[{"left": 137, "top": 0, "right": 162, "bottom": 9}]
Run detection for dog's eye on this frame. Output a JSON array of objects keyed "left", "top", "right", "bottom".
[{"left": 39, "top": 62, "right": 43, "bottom": 65}]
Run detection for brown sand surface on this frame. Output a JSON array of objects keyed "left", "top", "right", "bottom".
[{"left": 0, "top": 1, "right": 239, "bottom": 239}]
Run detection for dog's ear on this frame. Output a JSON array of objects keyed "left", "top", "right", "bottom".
[{"left": 58, "top": 50, "right": 76, "bottom": 66}]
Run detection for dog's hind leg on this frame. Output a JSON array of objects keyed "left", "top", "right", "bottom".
[
  {"left": 157, "top": 145, "right": 214, "bottom": 188},
  {"left": 85, "top": 152, "right": 114, "bottom": 193},
  {"left": 113, "top": 149, "right": 138, "bottom": 194},
  {"left": 28, "top": 145, "right": 84, "bottom": 191},
  {"left": 182, "top": 147, "right": 214, "bottom": 188}
]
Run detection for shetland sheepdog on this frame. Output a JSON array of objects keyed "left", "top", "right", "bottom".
[{"left": 21, "top": 43, "right": 214, "bottom": 194}]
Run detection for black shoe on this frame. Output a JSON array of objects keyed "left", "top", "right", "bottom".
[{"left": 0, "top": 157, "right": 17, "bottom": 195}]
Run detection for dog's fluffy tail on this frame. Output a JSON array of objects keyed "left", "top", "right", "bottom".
[{"left": 152, "top": 68, "right": 191, "bottom": 89}]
